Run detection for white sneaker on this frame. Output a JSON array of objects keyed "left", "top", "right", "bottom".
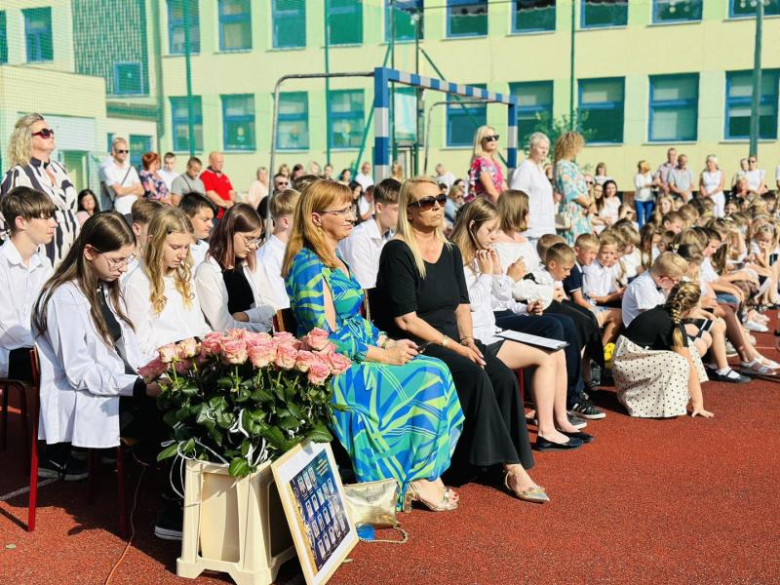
[{"left": 744, "top": 320, "right": 769, "bottom": 333}]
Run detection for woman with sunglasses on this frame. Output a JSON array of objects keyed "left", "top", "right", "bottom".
[
  {"left": 283, "top": 180, "right": 464, "bottom": 512},
  {"left": 466, "top": 126, "right": 507, "bottom": 205},
  {"left": 374, "top": 177, "right": 549, "bottom": 504},
  {"left": 1, "top": 113, "right": 79, "bottom": 267},
  {"left": 195, "top": 203, "right": 276, "bottom": 333}
]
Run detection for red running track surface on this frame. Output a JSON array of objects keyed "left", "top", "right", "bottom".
[{"left": 1, "top": 330, "right": 779, "bottom": 584}]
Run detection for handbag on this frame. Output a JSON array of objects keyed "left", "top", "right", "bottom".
[{"left": 343, "top": 479, "right": 408, "bottom": 544}]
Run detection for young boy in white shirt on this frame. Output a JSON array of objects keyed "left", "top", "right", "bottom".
[
  {"left": 583, "top": 232, "right": 625, "bottom": 308},
  {"left": 622, "top": 252, "right": 688, "bottom": 327},
  {"left": 0, "top": 187, "right": 56, "bottom": 382},
  {"left": 124, "top": 198, "right": 163, "bottom": 278},
  {"left": 256, "top": 189, "right": 300, "bottom": 309},
  {"left": 179, "top": 193, "right": 216, "bottom": 269}
]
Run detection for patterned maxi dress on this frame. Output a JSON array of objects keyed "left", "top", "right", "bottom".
[
  {"left": 285, "top": 247, "right": 464, "bottom": 502},
  {"left": 554, "top": 159, "right": 591, "bottom": 246}
]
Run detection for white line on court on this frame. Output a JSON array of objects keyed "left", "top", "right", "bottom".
[{"left": 0, "top": 478, "right": 57, "bottom": 502}]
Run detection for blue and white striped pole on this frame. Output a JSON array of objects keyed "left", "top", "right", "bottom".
[{"left": 373, "top": 68, "right": 391, "bottom": 183}]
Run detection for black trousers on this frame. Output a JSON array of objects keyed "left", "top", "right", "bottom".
[
  {"left": 546, "top": 300, "right": 605, "bottom": 368},
  {"left": 425, "top": 340, "right": 533, "bottom": 483},
  {"left": 494, "top": 311, "right": 584, "bottom": 403}
]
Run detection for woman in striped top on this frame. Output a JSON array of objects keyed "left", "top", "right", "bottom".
[{"left": 1, "top": 113, "right": 79, "bottom": 267}]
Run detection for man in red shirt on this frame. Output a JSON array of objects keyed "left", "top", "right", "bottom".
[{"left": 200, "top": 151, "right": 236, "bottom": 219}]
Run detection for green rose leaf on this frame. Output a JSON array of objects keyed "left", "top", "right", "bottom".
[
  {"left": 157, "top": 442, "right": 180, "bottom": 462},
  {"left": 228, "top": 457, "right": 252, "bottom": 478},
  {"left": 307, "top": 422, "right": 333, "bottom": 444}
]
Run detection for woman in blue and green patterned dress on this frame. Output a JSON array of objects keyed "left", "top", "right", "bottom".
[
  {"left": 283, "top": 180, "right": 464, "bottom": 511},
  {"left": 553, "top": 131, "right": 592, "bottom": 245}
]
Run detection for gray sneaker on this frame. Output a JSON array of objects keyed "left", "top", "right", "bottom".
[{"left": 568, "top": 415, "right": 588, "bottom": 429}]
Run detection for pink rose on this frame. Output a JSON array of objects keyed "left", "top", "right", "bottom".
[
  {"left": 305, "top": 328, "right": 330, "bottom": 351},
  {"left": 244, "top": 331, "right": 272, "bottom": 348},
  {"left": 307, "top": 359, "right": 331, "bottom": 386},
  {"left": 226, "top": 329, "right": 246, "bottom": 340},
  {"left": 295, "top": 350, "right": 317, "bottom": 373},
  {"left": 327, "top": 352, "right": 352, "bottom": 376},
  {"left": 175, "top": 359, "right": 193, "bottom": 375},
  {"left": 275, "top": 344, "right": 298, "bottom": 370},
  {"left": 158, "top": 343, "right": 177, "bottom": 364},
  {"left": 319, "top": 342, "right": 336, "bottom": 355},
  {"left": 220, "top": 338, "right": 248, "bottom": 365},
  {"left": 201, "top": 332, "right": 222, "bottom": 356},
  {"left": 176, "top": 338, "right": 200, "bottom": 359},
  {"left": 139, "top": 356, "right": 168, "bottom": 381},
  {"left": 248, "top": 339, "right": 277, "bottom": 368}
]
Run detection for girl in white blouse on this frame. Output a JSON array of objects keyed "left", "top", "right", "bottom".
[
  {"left": 122, "top": 208, "right": 211, "bottom": 362},
  {"left": 195, "top": 203, "right": 276, "bottom": 333},
  {"left": 452, "top": 198, "right": 588, "bottom": 451},
  {"left": 32, "top": 212, "right": 161, "bottom": 475}
]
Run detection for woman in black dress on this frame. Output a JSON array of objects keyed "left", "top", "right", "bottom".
[{"left": 374, "top": 177, "right": 548, "bottom": 504}]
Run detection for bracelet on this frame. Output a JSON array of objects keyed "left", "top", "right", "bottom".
[
  {"left": 441, "top": 335, "right": 450, "bottom": 348},
  {"left": 381, "top": 338, "right": 391, "bottom": 349}
]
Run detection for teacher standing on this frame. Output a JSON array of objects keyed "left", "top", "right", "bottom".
[
  {"left": 509, "top": 132, "right": 554, "bottom": 242},
  {"left": 553, "top": 132, "right": 591, "bottom": 246},
  {"left": 1, "top": 113, "right": 79, "bottom": 267}
]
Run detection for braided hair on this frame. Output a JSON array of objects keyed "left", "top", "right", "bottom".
[{"left": 665, "top": 282, "right": 702, "bottom": 351}]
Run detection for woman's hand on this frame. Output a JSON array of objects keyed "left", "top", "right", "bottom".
[
  {"left": 690, "top": 404, "right": 714, "bottom": 418},
  {"left": 383, "top": 343, "right": 418, "bottom": 366},
  {"left": 452, "top": 339, "right": 485, "bottom": 367},
  {"left": 507, "top": 258, "right": 526, "bottom": 282}
]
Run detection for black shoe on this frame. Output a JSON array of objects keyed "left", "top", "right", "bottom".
[
  {"left": 154, "top": 501, "right": 183, "bottom": 541},
  {"left": 38, "top": 455, "right": 89, "bottom": 481},
  {"left": 708, "top": 368, "right": 750, "bottom": 384},
  {"left": 561, "top": 430, "right": 594, "bottom": 444},
  {"left": 535, "top": 435, "right": 584, "bottom": 452},
  {"left": 568, "top": 395, "right": 607, "bottom": 420}
]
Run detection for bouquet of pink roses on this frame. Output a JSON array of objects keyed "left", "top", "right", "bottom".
[{"left": 145, "top": 328, "right": 351, "bottom": 477}]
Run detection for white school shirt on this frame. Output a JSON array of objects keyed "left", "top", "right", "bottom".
[
  {"left": 355, "top": 172, "right": 374, "bottom": 191},
  {"left": 122, "top": 266, "right": 211, "bottom": 362},
  {"left": 494, "top": 240, "right": 542, "bottom": 274},
  {"left": 190, "top": 240, "right": 209, "bottom": 270},
  {"left": 512, "top": 266, "right": 555, "bottom": 310},
  {"left": 35, "top": 282, "right": 145, "bottom": 449},
  {"left": 463, "top": 262, "right": 513, "bottom": 344},
  {"left": 338, "top": 218, "right": 391, "bottom": 289},
  {"left": 157, "top": 169, "right": 179, "bottom": 191},
  {"left": 510, "top": 160, "right": 555, "bottom": 238},
  {"left": 0, "top": 241, "right": 53, "bottom": 377},
  {"left": 633, "top": 172, "right": 654, "bottom": 202},
  {"left": 582, "top": 261, "right": 618, "bottom": 299},
  {"left": 256, "top": 234, "right": 289, "bottom": 310},
  {"left": 195, "top": 256, "right": 277, "bottom": 333},
  {"left": 744, "top": 169, "right": 765, "bottom": 192},
  {"left": 100, "top": 159, "right": 142, "bottom": 215},
  {"left": 622, "top": 271, "right": 666, "bottom": 327}
]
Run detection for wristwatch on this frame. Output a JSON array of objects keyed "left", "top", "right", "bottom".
[{"left": 441, "top": 335, "right": 451, "bottom": 348}]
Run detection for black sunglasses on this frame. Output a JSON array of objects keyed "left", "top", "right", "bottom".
[
  {"left": 409, "top": 194, "right": 447, "bottom": 210},
  {"left": 32, "top": 128, "right": 55, "bottom": 139},
  {"left": 484, "top": 134, "right": 500, "bottom": 142}
]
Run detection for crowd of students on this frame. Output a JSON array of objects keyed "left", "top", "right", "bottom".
[{"left": 1, "top": 113, "right": 779, "bottom": 545}]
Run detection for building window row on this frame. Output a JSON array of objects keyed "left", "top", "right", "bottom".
[{"left": 0, "top": 7, "right": 54, "bottom": 64}]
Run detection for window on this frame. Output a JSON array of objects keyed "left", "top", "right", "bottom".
[
  {"left": 447, "top": 84, "right": 487, "bottom": 147},
  {"left": 725, "top": 70, "right": 780, "bottom": 140},
  {"left": 581, "top": 0, "right": 627, "bottom": 28},
  {"left": 652, "top": 0, "right": 702, "bottom": 23},
  {"left": 578, "top": 78, "right": 625, "bottom": 143},
  {"left": 730, "top": 0, "right": 780, "bottom": 18},
  {"left": 513, "top": 0, "right": 556, "bottom": 33},
  {"left": 130, "top": 135, "right": 153, "bottom": 171},
  {"left": 113, "top": 62, "right": 146, "bottom": 96},
  {"left": 386, "top": 0, "right": 424, "bottom": 42},
  {"left": 171, "top": 96, "right": 204, "bottom": 152},
  {"left": 24, "top": 8, "right": 53, "bottom": 63},
  {"left": 168, "top": 0, "right": 200, "bottom": 54},
  {"left": 273, "top": 0, "right": 306, "bottom": 48},
  {"left": 222, "top": 95, "right": 256, "bottom": 151},
  {"left": 219, "top": 0, "right": 252, "bottom": 51},
  {"left": 510, "top": 81, "right": 554, "bottom": 146},
  {"left": 277, "top": 92, "right": 310, "bottom": 150},
  {"left": 327, "top": 0, "right": 363, "bottom": 46},
  {"left": 649, "top": 74, "right": 699, "bottom": 142},
  {"left": 329, "top": 90, "right": 364, "bottom": 149},
  {"left": 394, "top": 88, "right": 418, "bottom": 142},
  {"left": 0, "top": 12, "right": 7, "bottom": 65},
  {"left": 448, "top": 0, "right": 488, "bottom": 37}
]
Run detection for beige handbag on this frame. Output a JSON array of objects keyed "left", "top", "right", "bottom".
[{"left": 343, "top": 479, "right": 408, "bottom": 544}]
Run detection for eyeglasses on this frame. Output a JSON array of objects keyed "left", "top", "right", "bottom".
[
  {"left": 483, "top": 134, "right": 500, "bottom": 142},
  {"left": 104, "top": 254, "right": 135, "bottom": 269},
  {"left": 32, "top": 128, "right": 55, "bottom": 139},
  {"left": 319, "top": 206, "right": 356, "bottom": 218},
  {"left": 116, "top": 149, "right": 129, "bottom": 154},
  {"left": 409, "top": 194, "right": 447, "bottom": 211},
  {"left": 239, "top": 233, "right": 263, "bottom": 248}
]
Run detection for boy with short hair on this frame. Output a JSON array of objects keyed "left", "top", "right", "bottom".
[
  {"left": 179, "top": 193, "right": 216, "bottom": 269},
  {"left": 126, "top": 198, "right": 164, "bottom": 277},
  {"left": 622, "top": 252, "right": 688, "bottom": 327},
  {"left": 583, "top": 232, "right": 625, "bottom": 307},
  {"left": 662, "top": 211, "right": 684, "bottom": 234},
  {"left": 256, "top": 189, "right": 301, "bottom": 309}
]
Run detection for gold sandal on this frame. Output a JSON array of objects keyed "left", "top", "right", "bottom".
[
  {"left": 403, "top": 482, "right": 459, "bottom": 512},
  {"left": 504, "top": 471, "right": 550, "bottom": 504}
]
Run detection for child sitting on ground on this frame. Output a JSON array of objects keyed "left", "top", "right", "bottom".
[{"left": 582, "top": 232, "right": 625, "bottom": 311}]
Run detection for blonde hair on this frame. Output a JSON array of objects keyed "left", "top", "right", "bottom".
[
  {"left": 637, "top": 160, "right": 650, "bottom": 174},
  {"left": 282, "top": 180, "right": 353, "bottom": 277},
  {"left": 575, "top": 233, "right": 600, "bottom": 250},
  {"left": 665, "top": 282, "right": 701, "bottom": 351},
  {"left": 472, "top": 125, "right": 500, "bottom": 163},
  {"left": 7, "top": 113, "right": 45, "bottom": 168},
  {"left": 651, "top": 252, "right": 689, "bottom": 279},
  {"left": 537, "top": 233, "right": 565, "bottom": 261},
  {"left": 496, "top": 189, "right": 529, "bottom": 233},
  {"left": 545, "top": 242, "right": 576, "bottom": 266},
  {"left": 395, "top": 176, "right": 449, "bottom": 278},
  {"left": 144, "top": 208, "right": 195, "bottom": 316},
  {"left": 451, "top": 199, "right": 498, "bottom": 266},
  {"left": 270, "top": 188, "right": 301, "bottom": 219},
  {"left": 553, "top": 131, "right": 584, "bottom": 164}
]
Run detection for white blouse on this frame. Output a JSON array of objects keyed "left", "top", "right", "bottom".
[
  {"left": 195, "top": 256, "right": 277, "bottom": 333},
  {"left": 35, "top": 282, "right": 145, "bottom": 449},
  {"left": 122, "top": 265, "right": 211, "bottom": 362},
  {"left": 463, "top": 261, "right": 511, "bottom": 345}
]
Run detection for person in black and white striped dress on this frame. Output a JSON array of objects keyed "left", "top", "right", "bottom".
[{"left": 1, "top": 113, "right": 79, "bottom": 267}]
